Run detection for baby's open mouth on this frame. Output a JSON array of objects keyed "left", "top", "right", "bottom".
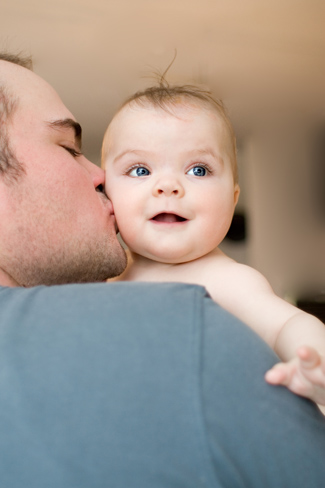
[{"left": 151, "top": 213, "right": 187, "bottom": 223}]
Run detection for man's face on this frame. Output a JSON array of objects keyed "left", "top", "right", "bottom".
[
  {"left": 104, "top": 103, "right": 239, "bottom": 264},
  {"left": 0, "top": 61, "right": 126, "bottom": 286}
]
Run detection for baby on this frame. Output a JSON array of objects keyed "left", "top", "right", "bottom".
[{"left": 102, "top": 82, "right": 325, "bottom": 412}]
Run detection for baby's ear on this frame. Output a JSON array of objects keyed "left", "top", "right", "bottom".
[
  {"left": 101, "top": 129, "right": 110, "bottom": 169},
  {"left": 234, "top": 184, "right": 240, "bottom": 206},
  {"left": 100, "top": 145, "right": 107, "bottom": 170}
]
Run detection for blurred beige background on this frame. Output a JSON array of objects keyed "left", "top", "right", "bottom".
[{"left": 1, "top": 0, "right": 324, "bottom": 300}]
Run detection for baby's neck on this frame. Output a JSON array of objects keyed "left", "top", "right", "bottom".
[
  {"left": 115, "top": 252, "right": 178, "bottom": 282},
  {"left": 112, "top": 248, "right": 223, "bottom": 284}
]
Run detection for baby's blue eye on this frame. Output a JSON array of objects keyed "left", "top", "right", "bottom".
[
  {"left": 129, "top": 166, "right": 150, "bottom": 177},
  {"left": 188, "top": 166, "right": 207, "bottom": 177}
]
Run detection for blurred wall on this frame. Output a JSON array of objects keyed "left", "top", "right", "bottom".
[{"left": 221, "top": 116, "right": 325, "bottom": 300}]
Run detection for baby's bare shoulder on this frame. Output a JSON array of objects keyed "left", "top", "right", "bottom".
[
  {"left": 198, "top": 252, "right": 274, "bottom": 301},
  {"left": 203, "top": 250, "right": 269, "bottom": 281}
]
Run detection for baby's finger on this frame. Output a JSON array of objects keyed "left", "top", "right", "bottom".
[
  {"left": 265, "top": 364, "right": 291, "bottom": 385},
  {"left": 297, "top": 346, "right": 321, "bottom": 370}
]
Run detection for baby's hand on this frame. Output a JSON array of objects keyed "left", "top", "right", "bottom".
[{"left": 265, "top": 346, "right": 325, "bottom": 410}]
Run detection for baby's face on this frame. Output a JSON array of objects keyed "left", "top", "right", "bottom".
[{"left": 103, "top": 102, "right": 239, "bottom": 264}]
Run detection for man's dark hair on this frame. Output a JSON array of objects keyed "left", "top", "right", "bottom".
[
  {"left": 0, "top": 52, "right": 33, "bottom": 183},
  {"left": 0, "top": 52, "right": 33, "bottom": 70}
]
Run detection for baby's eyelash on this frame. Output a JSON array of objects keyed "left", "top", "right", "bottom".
[
  {"left": 189, "top": 163, "right": 213, "bottom": 174},
  {"left": 202, "top": 164, "right": 213, "bottom": 173},
  {"left": 124, "top": 163, "right": 149, "bottom": 175}
]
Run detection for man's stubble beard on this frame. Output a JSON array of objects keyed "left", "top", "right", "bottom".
[
  {"left": 6, "top": 231, "right": 127, "bottom": 287},
  {"left": 2, "top": 186, "right": 127, "bottom": 287}
]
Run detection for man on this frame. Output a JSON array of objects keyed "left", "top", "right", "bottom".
[
  {"left": 0, "top": 53, "right": 126, "bottom": 287},
  {"left": 0, "top": 53, "right": 324, "bottom": 488}
]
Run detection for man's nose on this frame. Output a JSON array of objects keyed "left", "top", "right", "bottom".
[
  {"left": 152, "top": 176, "right": 185, "bottom": 198},
  {"left": 82, "top": 157, "right": 105, "bottom": 190}
]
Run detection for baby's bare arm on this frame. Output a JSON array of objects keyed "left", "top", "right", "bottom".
[
  {"left": 116, "top": 251, "right": 325, "bottom": 408},
  {"left": 205, "top": 259, "right": 325, "bottom": 408},
  {"left": 272, "top": 309, "right": 325, "bottom": 361},
  {"left": 205, "top": 260, "right": 324, "bottom": 353},
  {"left": 265, "top": 346, "right": 325, "bottom": 412}
]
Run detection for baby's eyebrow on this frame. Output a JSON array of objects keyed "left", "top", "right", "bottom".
[
  {"left": 113, "top": 149, "right": 151, "bottom": 163},
  {"left": 112, "top": 148, "right": 224, "bottom": 166},
  {"left": 47, "top": 118, "right": 82, "bottom": 150},
  {"left": 185, "top": 148, "right": 225, "bottom": 166},
  {"left": 191, "top": 148, "right": 221, "bottom": 159}
]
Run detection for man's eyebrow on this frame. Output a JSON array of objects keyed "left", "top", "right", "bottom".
[{"left": 47, "top": 118, "right": 82, "bottom": 149}]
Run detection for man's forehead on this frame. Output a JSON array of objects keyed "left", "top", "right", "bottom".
[
  {"left": 0, "top": 60, "right": 60, "bottom": 108},
  {"left": 0, "top": 61, "right": 80, "bottom": 139},
  {"left": 0, "top": 58, "right": 36, "bottom": 90}
]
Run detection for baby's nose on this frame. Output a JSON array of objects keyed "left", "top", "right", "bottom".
[{"left": 152, "top": 177, "right": 185, "bottom": 197}]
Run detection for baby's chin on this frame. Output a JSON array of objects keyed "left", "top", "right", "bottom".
[{"left": 130, "top": 247, "right": 215, "bottom": 265}]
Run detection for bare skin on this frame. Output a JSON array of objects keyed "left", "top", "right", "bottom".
[
  {"left": 119, "top": 249, "right": 325, "bottom": 414},
  {"left": 104, "top": 102, "right": 325, "bottom": 413},
  {"left": 0, "top": 60, "right": 127, "bottom": 287}
]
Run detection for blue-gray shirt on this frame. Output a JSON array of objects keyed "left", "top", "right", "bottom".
[{"left": 0, "top": 282, "right": 324, "bottom": 487}]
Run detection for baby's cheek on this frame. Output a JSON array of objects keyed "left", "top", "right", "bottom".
[
  {"left": 104, "top": 175, "right": 116, "bottom": 199},
  {"left": 113, "top": 204, "right": 132, "bottom": 233},
  {"left": 104, "top": 177, "right": 110, "bottom": 195},
  {"left": 117, "top": 225, "right": 137, "bottom": 252}
]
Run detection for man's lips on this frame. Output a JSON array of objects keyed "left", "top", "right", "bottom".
[
  {"left": 150, "top": 212, "right": 188, "bottom": 223},
  {"left": 103, "top": 197, "right": 118, "bottom": 230}
]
